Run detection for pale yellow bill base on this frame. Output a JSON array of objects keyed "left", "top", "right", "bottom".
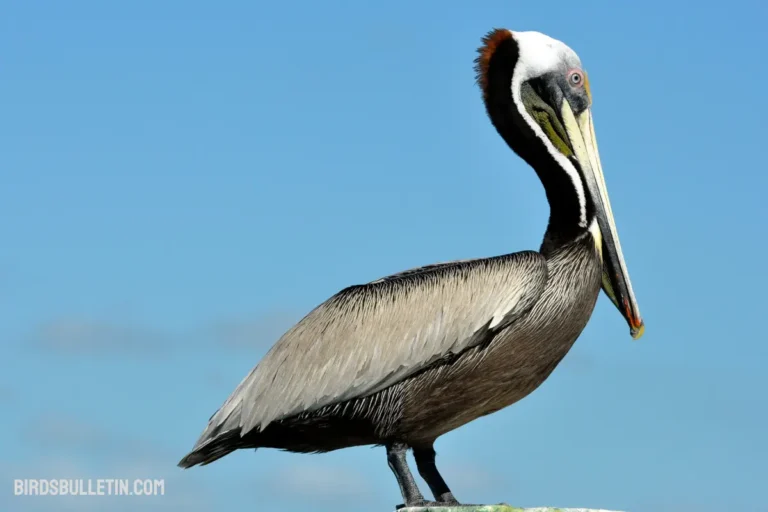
[{"left": 560, "top": 101, "right": 645, "bottom": 340}]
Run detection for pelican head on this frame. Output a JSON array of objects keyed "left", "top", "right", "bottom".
[{"left": 476, "top": 29, "right": 644, "bottom": 339}]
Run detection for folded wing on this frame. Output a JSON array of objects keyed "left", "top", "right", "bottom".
[{"left": 198, "top": 250, "right": 548, "bottom": 443}]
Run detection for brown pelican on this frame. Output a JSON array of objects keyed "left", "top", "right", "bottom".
[{"left": 178, "top": 28, "right": 644, "bottom": 508}]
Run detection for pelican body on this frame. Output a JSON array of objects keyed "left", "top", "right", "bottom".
[{"left": 179, "top": 29, "right": 644, "bottom": 508}]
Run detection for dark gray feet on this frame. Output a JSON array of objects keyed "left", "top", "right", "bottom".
[
  {"left": 386, "top": 441, "right": 460, "bottom": 508},
  {"left": 395, "top": 501, "right": 456, "bottom": 510}
]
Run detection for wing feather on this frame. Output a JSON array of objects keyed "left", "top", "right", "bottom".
[{"left": 209, "top": 250, "right": 547, "bottom": 436}]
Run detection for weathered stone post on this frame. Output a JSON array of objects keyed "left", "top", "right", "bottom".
[{"left": 398, "top": 506, "right": 623, "bottom": 512}]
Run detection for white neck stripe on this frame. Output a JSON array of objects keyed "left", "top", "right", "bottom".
[{"left": 510, "top": 32, "right": 588, "bottom": 228}]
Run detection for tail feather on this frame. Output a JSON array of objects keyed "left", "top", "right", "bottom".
[
  {"left": 178, "top": 405, "right": 247, "bottom": 468},
  {"left": 177, "top": 429, "right": 243, "bottom": 468}
]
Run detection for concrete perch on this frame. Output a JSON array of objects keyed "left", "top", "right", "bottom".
[{"left": 398, "top": 507, "right": 623, "bottom": 512}]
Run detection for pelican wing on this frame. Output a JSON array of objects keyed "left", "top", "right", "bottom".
[{"left": 208, "top": 250, "right": 547, "bottom": 437}]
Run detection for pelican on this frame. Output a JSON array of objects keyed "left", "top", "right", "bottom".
[{"left": 179, "top": 28, "right": 644, "bottom": 508}]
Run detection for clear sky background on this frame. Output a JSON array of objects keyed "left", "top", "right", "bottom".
[{"left": 2, "top": 1, "right": 767, "bottom": 511}]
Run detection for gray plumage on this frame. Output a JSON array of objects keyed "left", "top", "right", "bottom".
[
  {"left": 184, "top": 251, "right": 548, "bottom": 451},
  {"left": 180, "top": 237, "right": 601, "bottom": 465}
]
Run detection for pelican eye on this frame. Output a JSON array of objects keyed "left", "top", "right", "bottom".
[{"left": 568, "top": 70, "right": 584, "bottom": 87}]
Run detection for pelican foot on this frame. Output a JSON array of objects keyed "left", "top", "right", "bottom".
[{"left": 396, "top": 501, "right": 450, "bottom": 510}]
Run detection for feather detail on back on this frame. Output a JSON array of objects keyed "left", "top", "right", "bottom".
[{"left": 192, "top": 250, "right": 548, "bottom": 447}]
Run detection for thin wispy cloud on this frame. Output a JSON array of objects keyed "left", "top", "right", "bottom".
[
  {"left": 267, "top": 462, "right": 375, "bottom": 503},
  {"left": 23, "top": 310, "right": 300, "bottom": 359},
  {"left": 205, "top": 311, "right": 299, "bottom": 351},
  {"left": 21, "top": 413, "right": 165, "bottom": 462},
  {"left": 28, "top": 319, "right": 171, "bottom": 358}
]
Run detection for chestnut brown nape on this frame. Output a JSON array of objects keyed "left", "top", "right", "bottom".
[{"left": 474, "top": 28, "right": 514, "bottom": 92}]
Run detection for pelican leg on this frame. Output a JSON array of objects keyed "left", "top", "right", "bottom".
[
  {"left": 413, "top": 445, "right": 460, "bottom": 504},
  {"left": 386, "top": 442, "right": 426, "bottom": 508}
]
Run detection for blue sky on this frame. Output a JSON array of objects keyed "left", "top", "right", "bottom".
[{"left": 2, "top": 0, "right": 767, "bottom": 511}]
